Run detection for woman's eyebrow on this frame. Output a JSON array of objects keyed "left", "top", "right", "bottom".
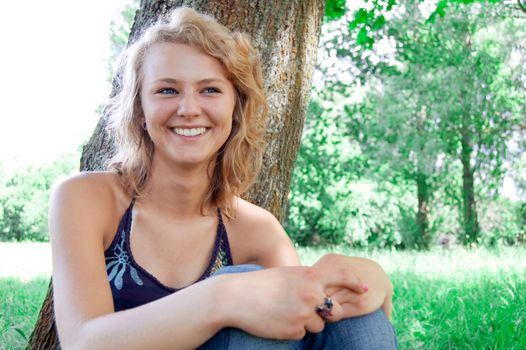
[
  {"left": 197, "top": 78, "right": 227, "bottom": 85},
  {"left": 152, "top": 77, "right": 227, "bottom": 84},
  {"left": 153, "top": 78, "right": 178, "bottom": 84}
]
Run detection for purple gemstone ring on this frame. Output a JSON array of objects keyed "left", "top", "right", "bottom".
[{"left": 315, "top": 297, "right": 333, "bottom": 318}]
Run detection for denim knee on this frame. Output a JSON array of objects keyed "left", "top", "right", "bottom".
[
  {"left": 305, "top": 308, "right": 397, "bottom": 350},
  {"left": 212, "top": 264, "right": 264, "bottom": 276},
  {"left": 199, "top": 327, "right": 301, "bottom": 350}
]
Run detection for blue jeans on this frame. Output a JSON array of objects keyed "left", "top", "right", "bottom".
[{"left": 198, "top": 264, "right": 397, "bottom": 349}]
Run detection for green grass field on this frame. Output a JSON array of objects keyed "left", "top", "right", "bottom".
[
  {"left": 0, "top": 243, "right": 525, "bottom": 349},
  {"left": 302, "top": 247, "right": 526, "bottom": 349},
  {"left": 0, "top": 277, "right": 49, "bottom": 349}
]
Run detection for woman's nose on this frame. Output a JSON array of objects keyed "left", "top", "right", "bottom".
[{"left": 177, "top": 92, "right": 201, "bottom": 117}]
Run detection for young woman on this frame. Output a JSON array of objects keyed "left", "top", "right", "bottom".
[{"left": 50, "top": 7, "right": 396, "bottom": 349}]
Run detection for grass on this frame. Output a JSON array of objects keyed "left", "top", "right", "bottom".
[
  {"left": 0, "top": 243, "right": 51, "bottom": 350},
  {"left": 0, "top": 277, "right": 49, "bottom": 350},
  {"left": 300, "top": 246, "right": 526, "bottom": 349},
  {"left": 0, "top": 243, "right": 525, "bottom": 349}
]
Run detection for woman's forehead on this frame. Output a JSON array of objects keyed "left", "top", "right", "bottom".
[{"left": 141, "top": 42, "right": 229, "bottom": 83}]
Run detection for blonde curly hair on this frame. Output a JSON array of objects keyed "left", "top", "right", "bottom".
[{"left": 107, "top": 7, "right": 268, "bottom": 218}]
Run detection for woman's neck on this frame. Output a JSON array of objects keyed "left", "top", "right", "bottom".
[{"left": 139, "top": 158, "right": 214, "bottom": 219}]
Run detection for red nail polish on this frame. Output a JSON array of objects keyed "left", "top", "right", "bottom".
[{"left": 363, "top": 284, "right": 369, "bottom": 292}]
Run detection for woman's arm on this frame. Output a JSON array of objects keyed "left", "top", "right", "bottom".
[
  {"left": 230, "top": 200, "right": 393, "bottom": 320},
  {"left": 51, "top": 175, "right": 229, "bottom": 349}
]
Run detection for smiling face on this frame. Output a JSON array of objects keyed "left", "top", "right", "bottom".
[{"left": 140, "top": 42, "right": 236, "bottom": 170}]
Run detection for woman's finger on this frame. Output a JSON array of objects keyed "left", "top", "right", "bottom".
[
  {"left": 314, "top": 256, "right": 367, "bottom": 294},
  {"left": 304, "top": 312, "right": 326, "bottom": 334},
  {"left": 320, "top": 298, "right": 344, "bottom": 323},
  {"left": 382, "top": 295, "right": 393, "bottom": 320}
]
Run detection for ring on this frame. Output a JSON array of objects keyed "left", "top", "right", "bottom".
[{"left": 315, "top": 297, "right": 333, "bottom": 318}]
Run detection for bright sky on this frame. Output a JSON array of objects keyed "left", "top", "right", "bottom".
[{"left": 0, "top": 0, "right": 131, "bottom": 172}]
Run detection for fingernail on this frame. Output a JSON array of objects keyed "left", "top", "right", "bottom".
[{"left": 363, "top": 284, "right": 369, "bottom": 292}]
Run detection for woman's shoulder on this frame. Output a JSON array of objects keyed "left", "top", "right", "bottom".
[
  {"left": 231, "top": 197, "right": 279, "bottom": 228},
  {"left": 225, "top": 197, "right": 299, "bottom": 266},
  {"left": 50, "top": 171, "right": 131, "bottom": 230},
  {"left": 49, "top": 171, "right": 133, "bottom": 248},
  {"left": 53, "top": 171, "right": 127, "bottom": 203},
  {"left": 54, "top": 171, "right": 124, "bottom": 195}
]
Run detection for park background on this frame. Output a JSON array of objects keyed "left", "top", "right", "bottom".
[{"left": 0, "top": 0, "right": 525, "bottom": 349}]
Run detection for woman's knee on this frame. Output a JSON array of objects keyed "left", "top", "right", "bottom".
[
  {"left": 323, "top": 309, "right": 397, "bottom": 349},
  {"left": 199, "top": 327, "right": 301, "bottom": 350}
]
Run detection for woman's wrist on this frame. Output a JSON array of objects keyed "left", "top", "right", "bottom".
[{"left": 206, "top": 274, "right": 239, "bottom": 331}]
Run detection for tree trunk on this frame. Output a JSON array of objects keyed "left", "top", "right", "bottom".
[
  {"left": 415, "top": 172, "right": 430, "bottom": 249},
  {"left": 414, "top": 106, "right": 431, "bottom": 249},
  {"left": 460, "top": 118, "right": 480, "bottom": 245},
  {"left": 28, "top": 1, "right": 324, "bottom": 348}
]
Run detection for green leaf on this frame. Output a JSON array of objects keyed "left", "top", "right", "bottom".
[
  {"left": 325, "top": 0, "right": 347, "bottom": 21},
  {"left": 371, "top": 15, "right": 386, "bottom": 31},
  {"left": 357, "top": 27, "right": 374, "bottom": 47},
  {"left": 354, "top": 8, "right": 369, "bottom": 24},
  {"left": 387, "top": 0, "right": 397, "bottom": 11},
  {"left": 429, "top": 0, "right": 448, "bottom": 22},
  {"left": 14, "top": 327, "right": 27, "bottom": 340}
]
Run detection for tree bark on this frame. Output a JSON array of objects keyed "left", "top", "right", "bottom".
[
  {"left": 414, "top": 106, "right": 431, "bottom": 249},
  {"left": 460, "top": 118, "right": 480, "bottom": 245},
  {"left": 415, "top": 172, "right": 430, "bottom": 249},
  {"left": 28, "top": 1, "right": 324, "bottom": 348}
]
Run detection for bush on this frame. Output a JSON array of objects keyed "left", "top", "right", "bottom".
[
  {"left": 0, "top": 154, "right": 78, "bottom": 242},
  {"left": 478, "top": 198, "right": 525, "bottom": 246},
  {"left": 285, "top": 94, "right": 360, "bottom": 246},
  {"left": 286, "top": 95, "right": 411, "bottom": 248}
]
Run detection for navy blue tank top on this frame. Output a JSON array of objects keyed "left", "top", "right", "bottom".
[{"left": 104, "top": 202, "right": 233, "bottom": 311}]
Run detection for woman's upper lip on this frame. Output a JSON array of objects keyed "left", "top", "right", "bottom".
[{"left": 169, "top": 126, "right": 210, "bottom": 128}]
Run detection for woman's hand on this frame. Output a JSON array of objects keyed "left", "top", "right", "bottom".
[
  {"left": 313, "top": 254, "right": 393, "bottom": 320},
  {"left": 215, "top": 264, "right": 367, "bottom": 340}
]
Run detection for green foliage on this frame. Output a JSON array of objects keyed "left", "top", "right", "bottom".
[
  {"left": 0, "top": 154, "right": 78, "bottom": 242},
  {"left": 428, "top": 0, "right": 504, "bottom": 22},
  {"left": 325, "top": 0, "right": 347, "bottom": 21},
  {"left": 347, "top": 0, "right": 394, "bottom": 49},
  {"left": 479, "top": 198, "right": 526, "bottom": 246},
  {"left": 286, "top": 95, "right": 360, "bottom": 246},
  {"left": 287, "top": 93, "right": 416, "bottom": 248},
  {"left": 345, "top": 0, "right": 508, "bottom": 48},
  {"left": 304, "top": 0, "right": 526, "bottom": 248},
  {"left": 343, "top": 182, "right": 413, "bottom": 248}
]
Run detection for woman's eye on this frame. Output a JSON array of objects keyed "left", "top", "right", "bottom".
[
  {"left": 202, "top": 87, "right": 220, "bottom": 94},
  {"left": 158, "top": 88, "right": 178, "bottom": 95}
]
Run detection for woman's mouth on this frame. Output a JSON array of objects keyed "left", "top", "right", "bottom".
[{"left": 171, "top": 127, "right": 207, "bottom": 137}]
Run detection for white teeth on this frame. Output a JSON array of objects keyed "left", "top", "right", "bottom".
[{"left": 172, "top": 127, "right": 207, "bottom": 137}]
